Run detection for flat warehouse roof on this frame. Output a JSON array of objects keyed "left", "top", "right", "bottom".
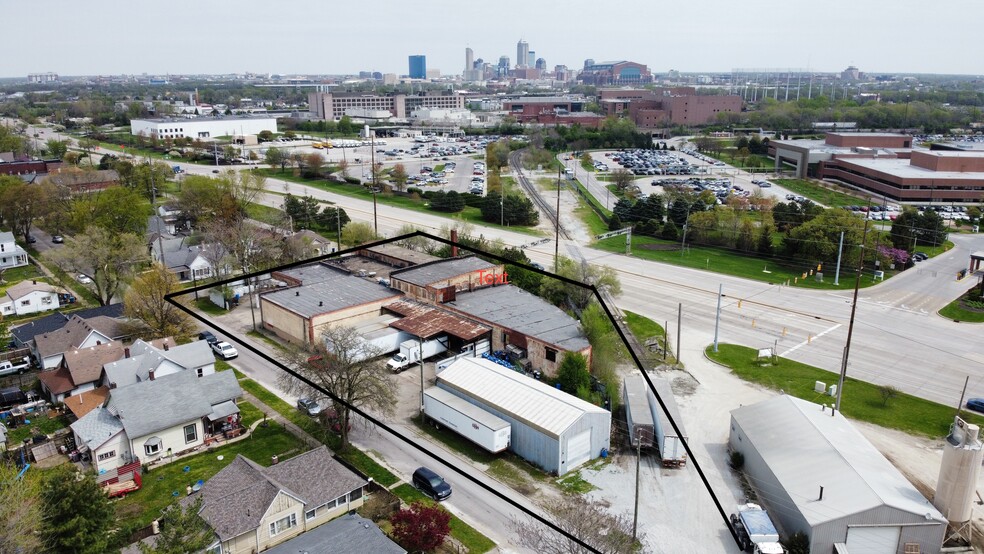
[
  {"left": 438, "top": 357, "right": 607, "bottom": 437},
  {"left": 446, "top": 286, "right": 590, "bottom": 351},
  {"left": 262, "top": 274, "right": 401, "bottom": 318},
  {"left": 386, "top": 300, "right": 490, "bottom": 341},
  {"left": 390, "top": 256, "right": 497, "bottom": 287},
  {"left": 837, "top": 157, "right": 984, "bottom": 180}
]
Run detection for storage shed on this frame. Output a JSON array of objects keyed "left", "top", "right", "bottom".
[
  {"left": 437, "top": 357, "right": 610, "bottom": 475},
  {"left": 729, "top": 395, "right": 946, "bottom": 554}
]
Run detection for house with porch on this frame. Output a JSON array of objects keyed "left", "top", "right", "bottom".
[
  {"left": 0, "top": 280, "right": 62, "bottom": 317},
  {"left": 0, "top": 231, "right": 28, "bottom": 270},
  {"left": 189, "top": 446, "right": 369, "bottom": 554}
]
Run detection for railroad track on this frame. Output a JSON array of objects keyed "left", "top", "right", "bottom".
[{"left": 508, "top": 150, "right": 572, "bottom": 241}]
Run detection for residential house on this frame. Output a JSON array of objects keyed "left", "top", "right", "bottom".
[
  {"left": 153, "top": 237, "right": 227, "bottom": 283},
  {"left": 102, "top": 338, "right": 215, "bottom": 388},
  {"left": 33, "top": 314, "right": 126, "bottom": 369},
  {"left": 286, "top": 230, "right": 333, "bottom": 259},
  {"left": 38, "top": 340, "right": 125, "bottom": 403},
  {"left": 262, "top": 513, "right": 405, "bottom": 554},
  {"left": 10, "top": 303, "right": 125, "bottom": 350},
  {"left": 64, "top": 385, "right": 110, "bottom": 420},
  {"left": 0, "top": 231, "right": 28, "bottom": 270},
  {"left": 189, "top": 446, "right": 369, "bottom": 554},
  {"left": 70, "top": 370, "right": 242, "bottom": 472},
  {"left": 0, "top": 280, "right": 62, "bottom": 317}
]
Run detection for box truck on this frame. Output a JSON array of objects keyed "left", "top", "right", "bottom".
[
  {"left": 648, "top": 376, "right": 688, "bottom": 467},
  {"left": 326, "top": 328, "right": 411, "bottom": 363},
  {"left": 423, "top": 387, "right": 510, "bottom": 453},
  {"left": 387, "top": 337, "right": 449, "bottom": 372}
]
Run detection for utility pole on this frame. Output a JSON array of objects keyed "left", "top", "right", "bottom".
[
  {"left": 554, "top": 166, "right": 561, "bottom": 269},
  {"left": 713, "top": 284, "right": 723, "bottom": 352},
  {"left": 676, "top": 303, "right": 682, "bottom": 366},
  {"left": 633, "top": 428, "right": 642, "bottom": 541},
  {"left": 370, "top": 131, "right": 378, "bottom": 233},
  {"left": 336, "top": 207, "right": 342, "bottom": 252},
  {"left": 833, "top": 231, "right": 845, "bottom": 286},
  {"left": 835, "top": 216, "right": 871, "bottom": 412},
  {"left": 418, "top": 336, "right": 425, "bottom": 417}
]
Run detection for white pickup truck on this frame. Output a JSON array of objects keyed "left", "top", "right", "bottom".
[{"left": 0, "top": 356, "right": 32, "bottom": 376}]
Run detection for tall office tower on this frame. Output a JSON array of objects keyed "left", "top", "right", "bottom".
[
  {"left": 465, "top": 48, "right": 474, "bottom": 72},
  {"left": 584, "top": 58, "right": 595, "bottom": 69},
  {"left": 409, "top": 55, "right": 427, "bottom": 79},
  {"left": 517, "top": 40, "right": 529, "bottom": 68},
  {"left": 528, "top": 51, "right": 536, "bottom": 68}
]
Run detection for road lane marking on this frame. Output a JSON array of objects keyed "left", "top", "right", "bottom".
[{"left": 780, "top": 323, "right": 842, "bottom": 357}]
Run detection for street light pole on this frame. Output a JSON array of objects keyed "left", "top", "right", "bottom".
[
  {"left": 633, "top": 427, "right": 642, "bottom": 541},
  {"left": 370, "top": 132, "right": 378, "bottom": 233}
]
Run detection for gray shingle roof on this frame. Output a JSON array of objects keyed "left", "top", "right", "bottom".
[
  {"left": 191, "top": 446, "right": 367, "bottom": 542},
  {"left": 263, "top": 513, "right": 406, "bottom": 554},
  {"left": 34, "top": 315, "right": 123, "bottom": 359},
  {"left": 262, "top": 273, "right": 401, "bottom": 318},
  {"left": 70, "top": 406, "right": 124, "bottom": 450},
  {"left": 103, "top": 339, "right": 214, "bottom": 388},
  {"left": 390, "top": 256, "right": 496, "bottom": 287},
  {"left": 446, "top": 285, "right": 590, "bottom": 351},
  {"left": 12, "top": 304, "right": 126, "bottom": 346},
  {"left": 108, "top": 370, "right": 241, "bottom": 438}
]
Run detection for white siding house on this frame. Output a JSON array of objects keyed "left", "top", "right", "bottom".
[
  {"left": 0, "top": 231, "right": 28, "bottom": 270},
  {"left": 0, "top": 281, "right": 61, "bottom": 316}
]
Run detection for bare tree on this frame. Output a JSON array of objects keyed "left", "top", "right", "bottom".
[
  {"left": 512, "top": 495, "right": 643, "bottom": 554},
  {"left": 278, "top": 324, "right": 397, "bottom": 450},
  {"left": 47, "top": 226, "right": 147, "bottom": 306},
  {"left": 123, "top": 263, "right": 198, "bottom": 341},
  {"left": 611, "top": 168, "right": 634, "bottom": 192},
  {"left": 0, "top": 461, "right": 44, "bottom": 553}
]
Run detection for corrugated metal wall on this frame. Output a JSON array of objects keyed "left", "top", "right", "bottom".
[{"left": 557, "top": 410, "right": 611, "bottom": 475}]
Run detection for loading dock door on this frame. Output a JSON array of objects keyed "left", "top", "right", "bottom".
[
  {"left": 566, "top": 430, "right": 592, "bottom": 470},
  {"left": 845, "top": 526, "right": 900, "bottom": 554}
]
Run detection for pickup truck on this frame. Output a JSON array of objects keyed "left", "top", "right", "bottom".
[{"left": 0, "top": 356, "right": 32, "bottom": 376}]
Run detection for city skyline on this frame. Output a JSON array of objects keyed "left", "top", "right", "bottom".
[{"left": 3, "top": 0, "right": 983, "bottom": 78}]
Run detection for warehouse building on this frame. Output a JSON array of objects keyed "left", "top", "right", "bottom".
[
  {"left": 130, "top": 115, "right": 277, "bottom": 141},
  {"left": 389, "top": 256, "right": 504, "bottom": 303},
  {"left": 729, "top": 395, "right": 946, "bottom": 554},
  {"left": 437, "top": 357, "right": 610, "bottom": 475}
]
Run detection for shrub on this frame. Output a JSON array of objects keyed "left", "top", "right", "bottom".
[{"left": 729, "top": 450, "right": 745, "bottom": 470}]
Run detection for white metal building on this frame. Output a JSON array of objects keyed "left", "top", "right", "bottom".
[
  {"left": 437, "top": 357, "right": 610, "bottom": 475},
  {"left": 729, "top": 395, "right": 946, "bottom": 554},
  {"left": 130, "top": 116, "right": 277, "bottom": 141}
]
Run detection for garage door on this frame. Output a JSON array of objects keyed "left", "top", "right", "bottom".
[
  {"left": 566, "top": 430, "right": 592, "bottom": 470},
  {"left": 845, "top": 526, "right": 900, "bottom": 554}
]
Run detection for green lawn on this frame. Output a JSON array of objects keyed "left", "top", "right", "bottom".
[
  {"left": 623, "top": 310, "right": 665, "bottom": 342},
  {"left": 706, "top": 344, "right": 984, "bottom": 438},
  {"left": 939, "top": 299, "right": 984, "bottom": 323},
  {"left": 246, "top": 202, "right": 287, "bottom": 226},
  {"left": 390, "top": 484, "right": 496, "bottom": 554},
  {"left": 115, "top": 421, "right": 307, "bottom": 529},
  {"left": 238, "top": 400, "right": 264, "bottom": 427},
  {"left": 193, "top": 298, "right": 227, "bottom": 316},
  {"left": 237, "top": 377, "right": 400, "bottom": 487},
  {"left": 596, "top": 235, "right": 882, "bottom": 290},
  {"left": 772, "top": 179, "right": 866, "bottom": 208},
  {"left": 7, "top": 411, "right": 69, "bottom": 444},
  {"left": 0, "top": 263, "right": 45, "bottom": 286}
]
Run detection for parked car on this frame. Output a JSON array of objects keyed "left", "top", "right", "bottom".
[
  {"left": 210, "top": 341, "right": 238, "bottom": 360},
  {"left": 77, "top": 274, "right": 93, "bottom": 284},
  {"left": 966, "top": 398, "right": 984, "bottom": 414},
  {"left": 198, "top": 331, "right": 218, "bottom": 345},
  {"left": 297, "top": 398, "right": 322, "bottom": 417},
  {"left": 51, "top": 235, "right": 64, "bottom": 243},
  {"left": 412, "top": 466, "right": 452, "bottom": 501}
]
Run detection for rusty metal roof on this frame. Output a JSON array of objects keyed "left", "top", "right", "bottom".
[{"left": 386, "top": 300, "right": 490, "bottom": 341}]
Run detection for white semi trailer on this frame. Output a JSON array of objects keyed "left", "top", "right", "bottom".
[{"left": 423, "top": 387, "right": 511, "bottom": 453}]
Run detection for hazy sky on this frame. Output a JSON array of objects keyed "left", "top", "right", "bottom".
[{"left": 5, "top": 0, "right": 983, "bottom": 78}]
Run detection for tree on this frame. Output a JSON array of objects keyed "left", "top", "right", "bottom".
[
  {"left": 123, "top": 263, "right": 197, "bottom": 341},
  {"left": 0, "top": 461, "right": 44, "bottom": 554},
  {"left": 301, "top": 152, "right": 325, "bottom": 179},
  {"left": 175, "top": 175, "right": 241, "bottom": 228},
  {"left": 539, "top": 256, "right": 621, "bottom": 311},
  {"left": 315, "top": 206, "right": 350, "bottom": 235},
  {"left": 391, "top": 163, "right": 409, "bottom": 192},
  {"left": 611, "top": 168, "right": 634, "bottom": 192},
  {"left": 337, "top": 159, "right": 350, "bottom": 179},
  {"left": 77, "top": 137, "right": 99, "bottom": 165},
  {"left": 46, "top": 138, "right": 69, "bottom": 159},
  {"left": 391, "top": 502, "right": 452, "bottom": 553},
  {"left": 660, "top": 220, "right": 679, "bottom": 241},
  {"left": 341, "top": 221, "right": 379, "bottom": 247},
  {"left": 0, "top": 180, "right": 57, "bottom": 242},
  {"left": 40, "top": 465, "right": 114, "bottom": 554},
  {"left": 278, "top": 324, "right": 398, "bottom": 450},
  {"left": 556, "top": 352, "right": 590, "bottom": 396},
  {"left": 512, "top": 495, "right": 642, "bottom": 554},
  {"left": 264, "top": 147, "right": 289, "bottom": 172},
  {"left": 138, "top": 497, "right": 215, "bottom": 554},
  {"left": 282, "top": 194, "right": 322, "bottom": 230},
  {"left": 47, "top": 226, "right": 146, "bottom": 306},
  {"left": 67, "top": 186, "right": 152, "bottom": 236},
  {"left": 607, "top": 213, "right": 622, "bottom": 232}
]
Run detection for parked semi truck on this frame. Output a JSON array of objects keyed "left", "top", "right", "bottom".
[
  {"left": 387, "top": 337, "right": 449, "bottom": 372},
  {"left": 648, "top": 376, "right": 688, "bottom": 467},
  {"left": 423, "top": 387, "right": 511, "bottom": 453},
  {"left": 730, "top": 503, "right": 785, "bottom": 553},
  {"left": 623, "top": 374, "right": 655, "bottom": 448}
]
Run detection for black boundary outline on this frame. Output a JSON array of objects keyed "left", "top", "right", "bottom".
[{"left": 165, "top": 230, "right": 740, "bottom": 552}]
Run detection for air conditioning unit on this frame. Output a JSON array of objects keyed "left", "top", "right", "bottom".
[
  {"left": 828, "top": 384, "right": 837, "bottom": 397},
  {"left": 814, "top": 381, "right": 826, "bottom": 393}
]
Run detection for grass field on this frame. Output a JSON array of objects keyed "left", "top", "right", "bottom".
[
  {"left": 939, "top": 297, "right": 984, "bottom": 323},
  {"left": 772, "top": 178, "right": 866, "bottom": 208},
  {"left": 595, "top": 235, "right": 882, "bottom": 290},
  {"left": 706, "top": 344, "right": 984, "bottom": 438}
]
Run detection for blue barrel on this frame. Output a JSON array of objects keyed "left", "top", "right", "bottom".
[{"left": 600, "top": 448, "right": 609, "bottom": 458}]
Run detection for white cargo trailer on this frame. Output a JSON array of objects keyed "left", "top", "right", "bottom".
[
  {"left": 327, "top": 327, "right": 411, "bottom": 362},
  {"left": 623, "top": 374, "right": 656, "bottom": 448},
  {"left": 648, "top": 376, "right": 688, "bottom": 467},
  {"left": 387, "top": 337, "right": 449, "bottom": 372},
  {"left": 423, "top": 387, "right": 511, "bottom": 453}
]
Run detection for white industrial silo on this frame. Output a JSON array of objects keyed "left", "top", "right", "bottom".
[{"left": 933, "top": 416, "right": 983, "bottom": 543}]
